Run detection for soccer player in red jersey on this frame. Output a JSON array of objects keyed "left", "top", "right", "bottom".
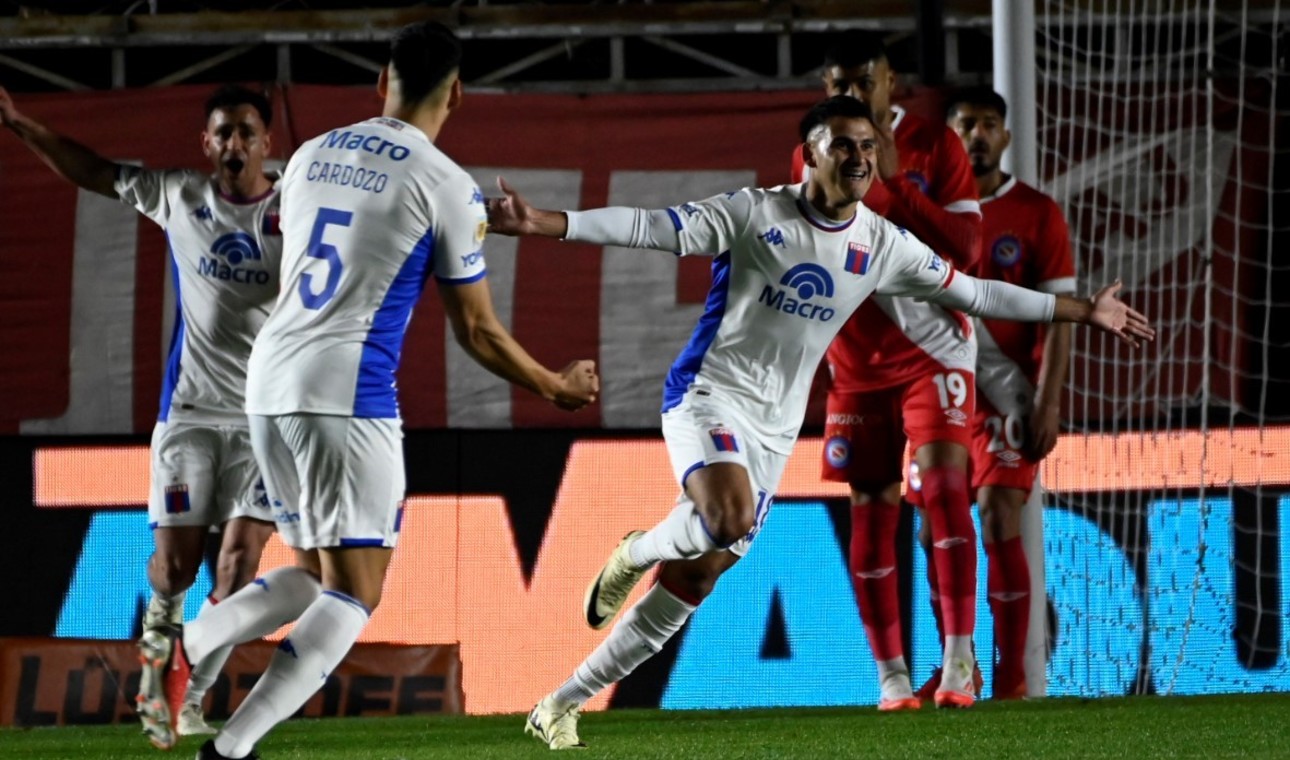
[
  {"left": 793, "top": 31, "right": 985, "bottom": 708},
  {"left": 946, "top": 87, "right": 1075, "bottom": 699}
]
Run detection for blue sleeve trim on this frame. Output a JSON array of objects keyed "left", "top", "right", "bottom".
[
  {"left": 680, "top": 461, "right": 706, "bottom": 490},
  {"left": 436, "top": 268, "right": 488, "bottom": 285},
  {"left": 666, "top": 208, "right": 683, "bottom": 231}
]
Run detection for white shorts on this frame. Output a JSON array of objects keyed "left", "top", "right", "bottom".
[
  {"left": 249, "top": 413, "right": 405, "bottom": 550},
  {"left": 661, "top": 388, "right": 790, "bottom": 557},
  {"left": 148, "top": 421, "right": 271, "bottom": 529}
]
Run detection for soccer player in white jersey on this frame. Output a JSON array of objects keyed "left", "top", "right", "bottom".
[
  {"left": 486, "top": 95, "right": 1153, "bottom": 749},
  {"left": 0, "top": 84, "right": 285, "bottom": 745},
  {"left": 131, "top": 23, "right": 597, "bottom": 760}
]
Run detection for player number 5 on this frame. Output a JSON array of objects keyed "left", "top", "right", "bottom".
[{"left": 299, "top": 207, "right": 352, "bottom": 310}]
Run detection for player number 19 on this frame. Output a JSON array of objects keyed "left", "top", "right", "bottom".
[
  {"left": 299, "top": 207, "right": 353, "bottom": 310},
  {"left": 932, "top": 371, "right": 969, "bottom": 409}
]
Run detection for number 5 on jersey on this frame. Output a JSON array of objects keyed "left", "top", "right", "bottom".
[{"left": 300, "top": 207, "right": 352, "bottom": 310}]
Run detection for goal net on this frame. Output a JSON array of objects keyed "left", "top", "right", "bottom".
[{"left": 1030, "top": 0, "right": 1289, "bottom": 697}]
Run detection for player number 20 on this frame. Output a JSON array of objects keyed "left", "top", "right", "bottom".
[
  {"left": 985, "top": 414, "right": 1026, "bottom": 453},
  {"left": 931, "top": 371, "right": 969, "bottom": 410},
  {"left": 299, "top": 207, "right": 353, "bottom": 310}
]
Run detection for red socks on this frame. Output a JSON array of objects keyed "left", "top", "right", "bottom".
[
  {"left": 985, "top": 536, "right": 1031, "bottom": 690},
  {"left": 849, "top": 500, "right": 903, "bottom": 662},
  {"left": 921, "top": 466, "right": 977, "bottom": 638}
]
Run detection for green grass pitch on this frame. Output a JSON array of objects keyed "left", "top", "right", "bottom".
[{"left": 4, "top": 694, "right": 1290, "bottom": 759}]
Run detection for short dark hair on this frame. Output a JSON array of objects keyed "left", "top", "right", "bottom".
[
  {"left": 204, "top": 85, "right": 272, "bottom": 127},
  {"left": 799, "top": 96, "right": 876, "bottom": 142},
  {"left": 822, "top": 30, "right": 889, "bottom": 69},
  {"left": 389, "top": 21, "right": 463, "bottom": 106},
  {"left": 945, "top": 86, "right": 1008, "bottom": 121}
]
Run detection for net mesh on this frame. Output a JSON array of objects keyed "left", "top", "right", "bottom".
[{"left": 1034, "top": 0, "right": 1290, "bottom": 695}]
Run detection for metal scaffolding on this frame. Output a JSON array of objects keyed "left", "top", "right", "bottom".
[
  {"left": 0, "top": 2, "right": 1279, "bottom": 93},
  {"left": 0, "top": 1, "right": 998, "bottom": 92}
]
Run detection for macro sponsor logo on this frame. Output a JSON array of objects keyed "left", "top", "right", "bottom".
[
  {"left": 199, "top": 232, "right": 270, "bottom": 285},
  {"left": 758, "top": 264, "right": 837, "bottom": 322},
  {"left": 321, "top": 130, "right": 412, "bottom": 161}
]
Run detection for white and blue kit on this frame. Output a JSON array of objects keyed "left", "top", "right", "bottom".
[
  {"left": 564, "top": 184, "right": 1054, "bottom": 554},
  {"left": 245, "top": 116, "right": 488, "bottom": 550},
  {"left": 116, "top": 167, "right": 280, "bottom": 529}
]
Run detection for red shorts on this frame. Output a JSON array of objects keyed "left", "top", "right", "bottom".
[
  {"left": 969, "top": 395, "right": 1039, "bottom": 492},
  {"left": 822, "top": 369, "right": 975, "bottom": 490}
]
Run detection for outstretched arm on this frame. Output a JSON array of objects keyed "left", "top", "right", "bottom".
[
  {"left": 438, "top": 278, "right": 599, "bottom": 411},
  {"left": 0, "top": 87, "right": 118, "bottom": 198},
  {"left": 486, "top": 176, "right": 684, "bottom": 251},
  {"left": 933, "top": 274, "right": 1155, "bottom": 347}
]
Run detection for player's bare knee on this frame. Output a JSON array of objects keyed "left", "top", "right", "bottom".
[
  {"left": 150, "top": 549, "right": 199, "bottom": 591},
  {"left": 699, "top": 500, "right": 754, "bottom": 547}
]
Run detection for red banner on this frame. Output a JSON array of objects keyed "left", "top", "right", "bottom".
[{"left": 0, "top": 84, "right": 1269, "bottom": 433}]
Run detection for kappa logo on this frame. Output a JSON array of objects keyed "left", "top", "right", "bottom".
[
  {"left": 680, "top": 203, "right": 701, "bottom": 216},
  {"left": 193, "top": 205, "right": 213, "bottom": 221},
  {"left": 759, "top": 227, "right": 787, "bottom": 248},
  {"left": 470, "top": 187, "right": 485, "bottom": 205}
]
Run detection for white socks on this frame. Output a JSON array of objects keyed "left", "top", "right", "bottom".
[
  {"left": 876, "top": 657, "right": 914, "bottom": 700},
  {"left": 553, "top": 583, "right": 697, "bottom": 706},
  {"left": 628, "top": 501, "right": 722, "bottom": 568},
  {"left": 143, "top": 591, "right": 184, "bottom": 630},
  {"left": 215, "top": 591, "right": 369, "bottom": 759},
  {"left": 942, "top": 634, "right": 975, "bottom": 688},
  {"left": 184, "top": 596, "right": 233, "bottom": 707},
  {"left": 185, "top": 566, "right": 322, "bottom": 666}
]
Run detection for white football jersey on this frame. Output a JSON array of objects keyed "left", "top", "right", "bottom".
[
  {"left": 663, "top": 185, "right": 955, "bottom": 450},
  {"left": 116, "top": 167, "right": 281, "bottom": 425},
  {"left": 246, "top": 117, "right": 488, "bottom": 418}
]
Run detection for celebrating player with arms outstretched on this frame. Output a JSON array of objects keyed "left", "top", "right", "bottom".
[
  {"left": 488, "top": 95, "right": 1152, "bottom": 750},
  {"left": 0, "top": 83, "right": 283, "bottom": 745},
  {"left": 139, "top": 22, "right": 597, "bottom": 760},
  {"left": 946, "top": 87, "right": 1076, "bottom": 699},
  {"left": 793, "top": 30, "right": 986, "bottom": 709}
]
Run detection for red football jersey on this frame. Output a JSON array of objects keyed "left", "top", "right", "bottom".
[
  {"left": 793, "top": 106, "right": 981, "bottom": 391},
  {"left": 971, "top": 177, "right": 1076, "bottom": 384}
]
